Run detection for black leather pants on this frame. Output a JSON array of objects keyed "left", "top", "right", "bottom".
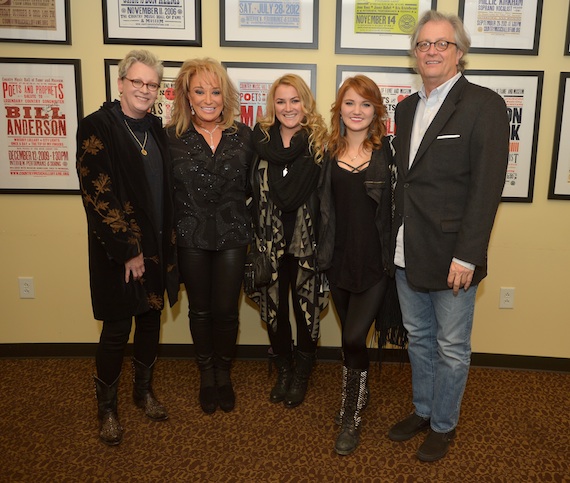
[{"left": 178, "top": 246, "right": 247, "bottom": 369}]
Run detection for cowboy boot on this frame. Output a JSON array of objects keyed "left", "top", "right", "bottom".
[
  {"left": 132, "top": 357, "right": 168, "bottom": 421},
  {"left": 334, "top": 367, "right": 368, "bottom": 456},
  {"left": 284, "top": 350, "right": 316, "bottom": 408},
  {"left": 94, "top": 374, "right": 123, "bottom": 446}
]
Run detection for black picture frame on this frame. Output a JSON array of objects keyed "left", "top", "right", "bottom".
[
  {"left": 0, "top": 0, "right": 71, "bottom": 45},
  {"left": 220, "top": 0, "right": 319, "bottom": 49},
  {"left": 464, "top": 69, "right": 543, "bottom": 202},
  {"left": 459, "top": 0, "right": 543, "bottom": 55},
  {"left": 548, "top": 72, "right": 570, "bottom": 200},
  {"left": 335, "top": 0, "right": 437, "bottom": 55},
  {"left": 102, "top": 0, "right": 202, "bottom": 46}
]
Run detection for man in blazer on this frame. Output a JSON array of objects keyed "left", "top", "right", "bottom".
[{"left": 388, "top": 11, "right": 509, "bottom": 462}]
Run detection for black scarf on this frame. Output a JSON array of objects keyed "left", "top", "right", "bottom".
[{"left": 253, "top": 122, "right": 320, "bottom": 212}]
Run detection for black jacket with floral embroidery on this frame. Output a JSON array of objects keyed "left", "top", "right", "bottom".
[{"left": 76, "top": 101, "right": 178, "bottom": 321}]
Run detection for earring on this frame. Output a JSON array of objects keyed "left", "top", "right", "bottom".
[
  {"left": 340, "top": 115, "right": 346, "bottom": 137},
  {"left": 190, "top": 105, "right": 195, "bottom": 115}
]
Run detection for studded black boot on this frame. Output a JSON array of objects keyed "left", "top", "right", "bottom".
[{"left": 334, "top": 367, "right": 368, "bottom": 456}]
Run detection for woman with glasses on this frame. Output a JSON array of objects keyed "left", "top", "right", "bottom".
[
  {"left": 76, "top": 49, "right": 179, "bottom": 446},
  {"left": 166, "top": 58, "right": 254, "bottom": 414}
]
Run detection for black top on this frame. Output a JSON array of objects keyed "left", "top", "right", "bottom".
[
  {"left": 328, "top": 159, "right": 384, "bottom": 292},
  {"left": 167, "top": 122, "right": 254, "bottom": 250}
]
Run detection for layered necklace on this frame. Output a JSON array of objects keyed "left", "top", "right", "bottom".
[
  {"left": 197, "top": 124, "right": 219, "bottom": 151},
  {"left": 124, "top": 120, "right": 148, "bottom": 156}
]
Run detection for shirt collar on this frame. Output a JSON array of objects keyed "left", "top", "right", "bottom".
[{"left": 418, "top": 73, "right": 462, "bottom": 102}]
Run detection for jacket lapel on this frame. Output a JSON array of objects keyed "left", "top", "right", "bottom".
[
  {"left": 396, "top": 93, "right": 419, "bottom": 176},
  {"left": 410, "top": 76, "right": 467, "bottom": 169}
]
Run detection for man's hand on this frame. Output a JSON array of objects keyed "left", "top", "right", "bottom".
[
  {"left": 447, "top": 260, "right": 474, "bottom": 295},
  {"left": 125, "top": 253, "right": 144, "bottom": 283}
]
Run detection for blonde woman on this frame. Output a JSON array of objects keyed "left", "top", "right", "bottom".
[
  {"left": 166, "top": 58, "right": 254, "bottom": 414},
  {"left": 248, "top": 74, "right": 329, "bottom": 409}
]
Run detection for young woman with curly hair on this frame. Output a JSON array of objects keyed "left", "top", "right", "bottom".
[{"left": 248, "top": 74, "right": 329, "bottom": 409}]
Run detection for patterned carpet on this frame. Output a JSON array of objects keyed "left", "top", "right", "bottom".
[{"left": 1, "top": 357, "right": 569, "bottom": 482}]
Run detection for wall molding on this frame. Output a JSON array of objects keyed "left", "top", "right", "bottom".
[{"left": 1, "top": 343, "right": 568, "bottom": 372}]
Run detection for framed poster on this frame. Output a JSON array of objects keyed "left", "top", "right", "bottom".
[
  {"left": 336, "top": 65, "right": 421, "bottom": 136},
  {"left": 102, "top": 0, "right": 201, "bottom": 46},
  {"left": 223, "top": 62, "right": 316, "bottom": 129},
  {"left": 465, "top": 70, "right": 543, "bottom": 202},
  {"left": 0, "top": 58, "right": 82, "bottom": 194},
  {"left": 459, "top": 0, "right": 543, "bottom": 55},
  {"left": 105, "top": 59, "right": 182, "bottom": 126},
  {"left": 335, "top": 0, "right": 437, "bottom": 55},
  {"left": 548, "top": 73, "right": 570, "bottom": 200},
  {"left": 0, "top": 0, "right": 71, "bottom": 45},
  {"left": 220, "top": 0, "right": 318, "bottom": 49}
]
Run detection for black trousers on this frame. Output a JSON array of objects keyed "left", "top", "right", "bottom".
[
  {"left": 178, "top": 245, "right": 247, "bottom": 364},
  {"left": 96, "top": 308, "right": 161, "bottom": 384},
  {"left": 269, "top": 254, "right": 317, "bottom": 356},
  {"left": 330, "top": 277, "right": 387, "bottom": 370}
]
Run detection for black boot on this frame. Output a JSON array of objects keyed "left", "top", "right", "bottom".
[
  {"left": 94, "top": 374, "right": 123, "bottom": 446},
  {"left": 269, "top": 352, "right": 293, "bottom": 403},
  {"left": 335, "top": 369, "right": 369, "bottom": 425},
  {"left": 132, "top": 357, "right": 168, "bottom": 421},
  {"left": 334, "top": 367, "right": 368, "bottom": 456},
  {"left": 197, "top": 354, "right": 218, "bottom": 414},
  {"left": 284, "top": 350, "right": 315, "bottom": 408},
  {"left": 215, "top": 354, "right": 235, "bottom": 412}
]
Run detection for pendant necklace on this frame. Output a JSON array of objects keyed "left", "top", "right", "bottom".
[
  {"left": 197, "top": 124, "right": 219, "bottom": 151},
  {"left": 124, "top": 120, "right": 148, "bottom": 156}
]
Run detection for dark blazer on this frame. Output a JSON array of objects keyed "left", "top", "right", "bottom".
[
  {"left": 392, "top": 75, "right": 509, "bottom": 290},
  {"left": 76, "top": 101, "right": 179, "bottom": 321}
]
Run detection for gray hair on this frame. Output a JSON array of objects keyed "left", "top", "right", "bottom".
[
  {"left": 117, "top": 49, "right": 164, "bottom": 83},
  {"left": 410, "top": 10, "right": 471, "bottom": 73}
]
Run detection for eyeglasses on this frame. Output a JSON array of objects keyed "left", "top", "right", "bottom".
[
  {"left": 124, "top": 77, "right": 160, "bottom": 92},
  {"left": 416, "top": 40, "right": 457, "bottom": 52}
]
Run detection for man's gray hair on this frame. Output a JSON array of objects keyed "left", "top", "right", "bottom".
[{"left": 410, "top": 10, "right": 471, "bottom": 73}]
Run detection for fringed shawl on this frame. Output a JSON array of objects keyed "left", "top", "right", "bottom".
[{"left": 248, "top": 159, "right": 329, "bottom": 341}]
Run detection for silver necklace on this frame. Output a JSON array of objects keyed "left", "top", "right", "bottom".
[
  {"left": 124, "top": 120, "right": 148, "bottom": 156},
  {"left": 197, "top": 124, "right": 219, "bottom": 151}
]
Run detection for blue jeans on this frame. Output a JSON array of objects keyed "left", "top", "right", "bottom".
[{"left": 395, "top": 268, "right": 477, "bottom": 433}]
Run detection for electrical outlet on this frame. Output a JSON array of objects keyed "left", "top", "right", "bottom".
[
  {"left": 18, "top": 277, "right": 35, "bottom": 299},
  {"left": 499, "top": 287, "right": 514, "bottom": 309}
]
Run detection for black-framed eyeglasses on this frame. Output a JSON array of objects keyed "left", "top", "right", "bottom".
[
  {"left": 124, "top": 77, "right": 160, "bottom": 92},
  {"left": 416, "top": 40, "right": 457, "bottom": 52}
]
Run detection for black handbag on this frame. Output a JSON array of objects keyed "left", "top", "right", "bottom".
[
  {"left": 244, "top": 245, "right": 271, "bottom": 294},
  {"left": 245, "top": 193, "right": 272, "bottom": 294}
]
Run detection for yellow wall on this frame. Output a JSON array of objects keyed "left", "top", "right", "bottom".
[{"left": 1, "top": 0, "right": 569, "bottom": 358}]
